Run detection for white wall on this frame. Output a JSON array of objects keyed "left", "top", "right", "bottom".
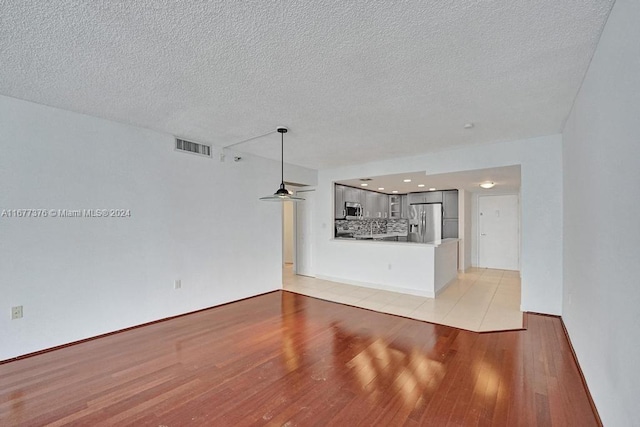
[
  {"left": 562, "top": 1, "right": 640, "bottom": 425},
  {"left": 315, "top": 134, "right": 563, "bottom": 315},
  {"left": 0, "top": 95, "right": 317, "bottom": 361},
  {"left": 462, "top": 190, "right": 472, "bottom": 271},
  {"left": 457, "top": 189, "right": 472, "bottom": 271}
]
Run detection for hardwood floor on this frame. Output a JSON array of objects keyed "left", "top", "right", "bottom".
[{"left": 1, "top": 291, "right": 598, "bottom": 426}]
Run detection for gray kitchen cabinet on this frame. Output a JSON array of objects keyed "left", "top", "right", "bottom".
[
  {"left": 378, "top": 193, "right": 389, "bottom": 218},
  {"left": 443, "top": 219, "right": 459, "bottom": 238},
  {"left": 401, "top": 195, "right": 408, "bottom": 218},
  {"left": 364, "top": 191, "right": 377, "bottom": 217},
  {"left": 389, "top": 195, "right": 401, "bottom": 218},
  {"left": 343, "top": 186, "right": 361, "bottom": 205},
  {"left": 424, "top": 191, "right": 443, "bottom": 203},
  {"left": 443, "top": 190, "right": 459, "bottom": 219},
  {"left": 334, "top": 184, "right": 345, "bottom": 219},
  {"left": 407, "top": 191, "right": 443, "bottom": 204},
  {"left": 407, "top": 193, "right": 422, "bottom": 204},
  {"left": 363, "top": 191, "right": 389, "bottom": 218}
]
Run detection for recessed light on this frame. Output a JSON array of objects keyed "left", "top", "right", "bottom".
[
  {"left": 392, "top": 190, "right": 399, "bottom": 193},
  {"left": 403, "top": 179, "right": 412, "bottom": 183},
  {"left": 464, "top": 123, "right": 474, "bottom": 129},
  {"left": 417, "top": 184, "right": 425, "bottom": 188},
  {"left": 428, "top": 188, "right": 436, "bottom": 191},
  {"left": 480, "top": 181, "right": 495, "bottom": 189},
  {"left": 360, "top": 183, "right": 368, "bottom": 187},
  {"left": 378, "top": 187, "right": 384, "bottom": 190}
]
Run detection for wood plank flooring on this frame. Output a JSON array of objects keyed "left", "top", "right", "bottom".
[{"left": 0, "top": 291, "right": 598, "bottom": 426}]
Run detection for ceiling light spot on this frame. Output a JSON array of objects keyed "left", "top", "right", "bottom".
[
  {"left": 392, "top": 190, "right": 399, "bottom": 193},
  {"left": 403, "top": 179, "right": 412, "bottom": 183},
  {"left": 480, "top": 181, "right": 495, "bottom": 189},
  {"left": 417, "top": 184, "right": 425, "bottom": 188},
  {"left": 378, "top": 187, "right": 385, "bottom": 190},
  {"left": 360, "top": 183, "right": 368, "bottom": 187},
  {"left": 428, "top": 188, "right": 436, "bottom": 191}
]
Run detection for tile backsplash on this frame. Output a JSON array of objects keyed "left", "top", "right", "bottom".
[
  {"left": 386, "top": 219, "right": 409, "bottom": 234},
  {"left": 335, "top": 218, "right": 408, "bottom": 236}
]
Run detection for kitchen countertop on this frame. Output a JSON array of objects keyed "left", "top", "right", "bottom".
[
  {"left": 334, "top": 236, "right": 458, "bottom": 247},
  {"left": 336, "top": 232, "right": 407, "bottom": 240},
  {"left": 355, "top": 232, "right": 406, "bottom": 240}
]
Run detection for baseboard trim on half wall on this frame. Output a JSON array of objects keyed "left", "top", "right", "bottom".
[{"left": 314, "top": 274, "right": 434, "bottom": 298}]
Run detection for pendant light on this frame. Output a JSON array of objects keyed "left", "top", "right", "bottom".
[{"left": 259, "top": 127, "right": 305, "bottom": 202}]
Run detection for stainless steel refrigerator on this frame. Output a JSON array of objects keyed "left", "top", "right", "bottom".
[{"left": 408, "top": 203, "right": 442, "bottom": 243}]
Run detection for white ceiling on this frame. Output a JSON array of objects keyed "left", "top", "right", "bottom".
[
  {"left": 336, "top": 165, "right": 521, "bottom": 195},
  {"left": 0, "top": 1, "right": 613, "bottom": 170}
]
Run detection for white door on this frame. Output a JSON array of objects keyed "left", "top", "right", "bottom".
[
  {"left": 478, "top": 195, "right": 519, "bottom": 270},
  {"left": 295, "top": 189, "right": 315, "bottom": 277}
]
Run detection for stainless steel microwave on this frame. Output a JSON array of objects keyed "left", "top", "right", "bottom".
[{"left": 345, "top": 202, "right": 362, "bottom": 220}]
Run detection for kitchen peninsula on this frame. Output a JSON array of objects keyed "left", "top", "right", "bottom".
[
  {"left": 326, "top": 185, "right": 461, "bottom": 298},
  {"left": 325, "top": 235, "right": 459, "bottom": 298}
]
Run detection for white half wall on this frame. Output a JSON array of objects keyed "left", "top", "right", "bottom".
[
  {"left": 317, "top": 240, "right": 437, "bottom": 297},
  {"left": 315, "top": 134, "right": 563, "bottom": 315},
  {"left": 562, "top": 1, "right": 640, "bottom": 425},
  {"left": 0, "top": 95, "right": 317, "bottom": 361},
  {"left": 461, "top": 189, "right": 472, "bottom": 271}
]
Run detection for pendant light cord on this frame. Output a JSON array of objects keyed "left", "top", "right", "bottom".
[{"left": 281, "top": 130, "right": 284, "bottom": 185}]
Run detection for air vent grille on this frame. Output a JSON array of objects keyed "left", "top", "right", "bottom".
[{"left": 175, "top": 138, "right": 212, "bottom": 158}]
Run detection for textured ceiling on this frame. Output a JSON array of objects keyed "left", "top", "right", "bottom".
[{"left": 0, "top": 1, "right": 613, "bottom": 169}]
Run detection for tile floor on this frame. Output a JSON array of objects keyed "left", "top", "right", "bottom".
[{"left": 283, "top": 265, "right": 523, "bottom": 332}]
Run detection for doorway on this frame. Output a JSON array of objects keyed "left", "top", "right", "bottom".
[
  {"left": 282, "top": 202, "right": 295, "bottom": 267},
  {"left": 478, "top": 194, "right": 520, "bottom": 270},
  {"left": 295, "top": 189, "right": 315, "bottom": 277}
]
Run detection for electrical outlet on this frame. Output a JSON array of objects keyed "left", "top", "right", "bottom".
[
  {"left": 11, "top": 306, "right": 23, "bottom": 320},
  {"left": 174, "top": 280, "right": 182, "bottom": 290}
]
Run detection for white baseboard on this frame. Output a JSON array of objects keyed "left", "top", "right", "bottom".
[
  {"left": 435, "top": 277, "right": 457, "bottom": 296},
  {"left": 315, "top": 274, "right": 435, "bottom": 299}
]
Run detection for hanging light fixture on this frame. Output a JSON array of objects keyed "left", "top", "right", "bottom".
[{"left": 260, "top": 127, "right": 305, "bottom": 202}]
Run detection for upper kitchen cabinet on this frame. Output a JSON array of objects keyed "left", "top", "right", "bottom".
[
  {"left": 334, "top": 184, "right": 345, "bottom": 219},
  {"left": 364, "top": 191, "right": 389, "bottom": 218},
  {"left": 407, "top": 191, "right": 443, "bottom": 204},
  {"left": 406, "top": 193, "right": 420, "bottom": 204},
  {"left": 364, "top": 191, "right": 377, "bottom": 217},
  {"left": 443, "top": 190, "right": 459, "bottom": 219},
  {"left": 377, "top": 193, "right": 389, "bottom": 218},
  {"left": 389, "top": 195, "right": 401, "bottom": 218},
  {"left": 401, "top": 195, "right": 409, "bottom": 219},
  {"left": 343, "top": 186, "right": 362, "bottom": 205}
]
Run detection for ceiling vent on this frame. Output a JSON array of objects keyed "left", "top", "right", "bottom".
[{"left": 175, "top": 138, "right": 212, "bottom": 158}]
